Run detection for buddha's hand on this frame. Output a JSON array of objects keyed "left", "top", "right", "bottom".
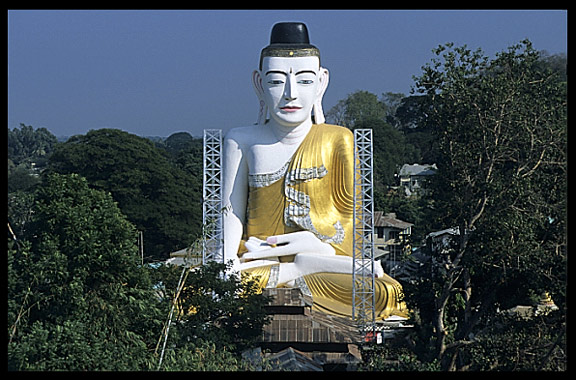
[{"left": 241, "top": 231, "right": 335, "bottom": 261}]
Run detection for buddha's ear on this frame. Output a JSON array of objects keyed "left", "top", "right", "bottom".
[
  {"left": 252, "top": 70, "right": 267, "bottom": 125},
  {"left": 313, "top": 67, "right": 329, "bottom": 124},
  {"left": 316, "top": 67, "right": 329, "bottom": 99},
  {"left": 252, "top": 70, "right": 264, "bottom": 100}
]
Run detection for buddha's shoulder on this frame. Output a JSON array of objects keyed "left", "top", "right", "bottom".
[
  {"left": 226, "top": 124, "right": 262, "bottom": 136},
  {"left": 315, "top": 123, "right": 354, "bottom": 142},
  {"left": 225, "top": 125, "right": 266, "bottom": 144},
  {"left": 316, "top": 123, "right": 352, "bottom": 134}
]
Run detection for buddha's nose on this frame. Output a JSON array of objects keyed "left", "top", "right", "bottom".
[{"left": 283, "top": 74, "right": 298, "bottom": 101}]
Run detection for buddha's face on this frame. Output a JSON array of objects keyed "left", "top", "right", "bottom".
[{"left": 258, "top": 56, "right": 325, "bottom": 127}]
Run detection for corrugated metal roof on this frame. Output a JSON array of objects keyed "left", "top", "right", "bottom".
[
  {"left": 261, "top": 288, "right": 362, "bottom": 344},
  {"left": 373, "top": 211, "right": 413, "bottom": 229},
  {"left": 267, "top": 347, "right": 324, "bottom": 371},
  {"left": 399, "top": 163, "right": 437, "bottom": 176}
]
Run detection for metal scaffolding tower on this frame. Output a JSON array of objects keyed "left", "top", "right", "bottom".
[
  {"left": 157, "top": 129, "right": 224, "bottom": 370},
  {"left": 202, "top": 129, "right": 224, "bottom": 265},
  {"left": 352, "top": 128, "right": 376, "bottom": 340}
]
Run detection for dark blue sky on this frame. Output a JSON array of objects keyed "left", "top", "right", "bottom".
[{"left": 8, "top": 10, "right": 567, "bottom": 137}]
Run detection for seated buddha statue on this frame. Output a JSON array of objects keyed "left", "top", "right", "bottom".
[{"left": 222, "top": 22, "right": 407, "bottom": 320}]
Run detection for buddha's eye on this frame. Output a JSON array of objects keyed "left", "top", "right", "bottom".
[
  {"left": 267, "top": 79, "right": 284, "bottom": 85},
  {"left": 298, "top": 79, "right": 314, "bottom": 85}
]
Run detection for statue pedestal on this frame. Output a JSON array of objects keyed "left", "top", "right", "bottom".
[{"left": 259, "top": 288, "right": 362, "bottom": 371}]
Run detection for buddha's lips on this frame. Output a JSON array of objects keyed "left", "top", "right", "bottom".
[{"left": 280, "top": 106, "right": 302, "bottom": 112}]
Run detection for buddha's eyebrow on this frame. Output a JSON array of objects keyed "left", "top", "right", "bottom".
[
  {"left": 265, "top": 70, "right": 317, "bottom": 76},
  {"left": 295, "top": 70, "right": 317, "bottom": 76}
]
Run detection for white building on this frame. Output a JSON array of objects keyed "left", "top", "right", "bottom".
[
  {"left": 373, "top": 212, "right": 413, "bottom": 277},
  {"left": 398, "top": 163, "right": 437, "bottom": 196}
]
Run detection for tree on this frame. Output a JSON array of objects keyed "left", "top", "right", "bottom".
[
  {"left": 7, "top": 166, "right": 40, "bottom": 193},
  {"left": 405, "top": 41, "right": 566, "bottom": 370},
  {"left": 395, "top": 95, "right": 438, "bottom": 164},
  {"left": 154, "top": 261, "right": 272, "bottom": 370},
  {"left": 326, "top": 90, "right": 387, "bottom": 127},
  {"left": 47, "top": 129, "right": 202, "bottom": 260},
  {"left": 8, "top": 173, "right": 272, "bottom": 370},
  {"left": 164, "top": 131, "right": 195, "bottom": 156},
  {"left": 7, "top": 123, "right": 58, "bottom": 168},
  {"left": 161, "top": 132, "right": 204, "bottom": 182},
  {"left": 380, "top": 91, "right": 406, "bottom": 128},
  {"left": 325, "top": 90, "right": 420, "bottom": 204},
  {"left": 8, "top": 124, "right": 59, "bottom": 194},
  {"left": 353, "top": 117, "right": 418, "bottom": 192},
  {"left": 8, "top": 173, "right": 164, "bottom": 370}
]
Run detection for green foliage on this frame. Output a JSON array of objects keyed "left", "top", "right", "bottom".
[
  {"left": 8, "top": 190, "right": 36, "bottom": 240},
  {"left": 162, "top": 132, "right": 204, "bottom": 182},
  {"left": 163, "top": 131, "right": 195, "bottom": 155},
  {"left": 8, "top": 124, "right": 59, "bottom": 195},
  {"left": 8, "top": 173, "right": 164, "bottom": 370},
  {"left": 353, "top": 117, "right": 419, "bottom": 190},
  {"left": 377, "top": 187, "right": 435, "bottom": 244},
  {"left": 47, "top": 128, "right": 202, "bottom": 260},
  {"left": 460, "top": 313, "right": 566, "bottom": 371},
  {"left": 360, "top": 344, "right": 440, "bottom": 371},
  {"left": 336, "top": 90, "right": 387, "bottom": 128},
  {"left": 153, "top": 261, "right": 272, "bottom": 371},
  {"left": 7, "top": 165, "right": 40, "bottom": 193},
  {"left": 8, "top": 123, "right": 58, "bottom": 168},
  {"left": 157, "top": 261, "right": 272, "bottom": 358},
  {"left": 395, "top": 95, "right": 439, "bottom": 164},
  {"left": 158, "top": 341, "right": 260, "bottom": 371},
  {"left": 405, "top": 40, "right": 566, "bottom": 370},
  {"left": 8, "top": 319, "right": 153, "bottom": 371},
  {"left": 325, "top": 90, "right": 427, "bottom": 205},
  {"left": 8, "top": 174, "right": 271, "bottom": 370}
]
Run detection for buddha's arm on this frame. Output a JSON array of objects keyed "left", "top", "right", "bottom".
[
  {"left": 242, "top": 231, "right": 335, "bottom": 260},
  {"left": 222, "top": 132, "right": 248, "bottom": 268},
  {"left": 276, "top": 255, "right": 384, "bottom": 285}
]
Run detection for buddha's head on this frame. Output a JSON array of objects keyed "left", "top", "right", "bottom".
[{"left": 253, "top": 22, "right": 329, "bottom": 126}]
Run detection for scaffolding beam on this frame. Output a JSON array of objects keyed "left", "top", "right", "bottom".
[
  {"left": 202, "top": 129, "right": 224, "bottom": 265},
  {"left": 352, "top": 128, "right": 376, "bottom": 340}
]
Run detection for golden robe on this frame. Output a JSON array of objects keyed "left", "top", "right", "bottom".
[{"left": 241, "top": 123, "right": 407, "bottom": 320}]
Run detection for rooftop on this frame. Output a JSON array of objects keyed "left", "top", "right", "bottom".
[
  {"left": 399, "top": 163, "right": 437, "bottom": 177},
  {"left": 374, "top": 211, "right": 413, "bottom": 229}
]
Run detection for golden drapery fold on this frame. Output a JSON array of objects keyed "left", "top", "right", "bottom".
[{"left": 240, "top": 124, "right": 408, "bottom": 320}]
